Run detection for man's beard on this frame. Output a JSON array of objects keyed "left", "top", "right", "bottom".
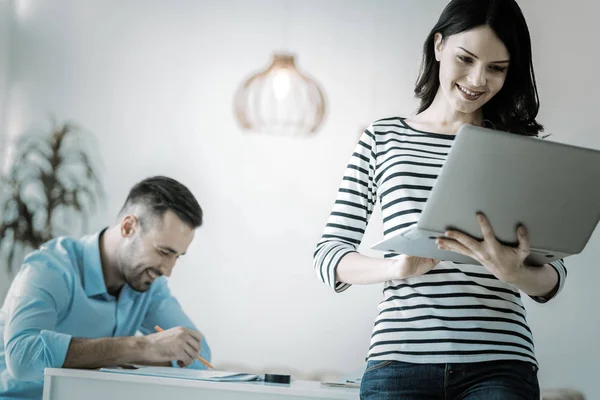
[
  {"left": 119, "top": 251, "right": 152, "bottom": 293},
  {"left": 124, "top": 267, "right": 152, "bottom": 293}
]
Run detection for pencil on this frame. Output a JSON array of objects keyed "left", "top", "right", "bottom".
[{"left": 154, "top": 325, "right": 214, "bottom": 369}]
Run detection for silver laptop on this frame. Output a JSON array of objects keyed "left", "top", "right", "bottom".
[{"left": 371, "top": 124, "right": 600, "bottom": 265}]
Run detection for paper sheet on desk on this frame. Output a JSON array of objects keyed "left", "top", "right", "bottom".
[
  {"left": 100, "top": 366, "right": 261, "bottom": 382},
  {"left": 320, "top": 378, "right": 361, "bottom": 388}
]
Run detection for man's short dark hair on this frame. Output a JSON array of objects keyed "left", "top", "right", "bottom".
[{"left": 119, "top": 176, "right": 203, "bottom": 228}]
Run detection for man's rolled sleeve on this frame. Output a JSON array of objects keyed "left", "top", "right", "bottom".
[
  {"left": 4, "top": 258, "right": 72, "bottom": 381},
  {"left": 5, "top": 329, "right": 72, "bottom": 381}
]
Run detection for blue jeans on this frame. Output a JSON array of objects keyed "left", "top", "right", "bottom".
[{"left": 360, "top": 360, "right": 540, "bottom": 400}]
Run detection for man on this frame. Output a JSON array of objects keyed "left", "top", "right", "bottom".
[{"left": 0, "top": 176, "right": 211, "bottom": 399}]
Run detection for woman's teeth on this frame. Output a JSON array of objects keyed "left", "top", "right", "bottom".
[{"left": 457, "top": 84, "right": 484, "bottom": 100}]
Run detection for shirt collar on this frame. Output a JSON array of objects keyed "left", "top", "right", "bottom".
[{"left": 82, "top": 228, "right": 110, "bottom": 298}]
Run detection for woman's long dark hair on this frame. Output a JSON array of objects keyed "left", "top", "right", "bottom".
[{"left": 414, "top": 0, "right": 543, "bottom": 136}]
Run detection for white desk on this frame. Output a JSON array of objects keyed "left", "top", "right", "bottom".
[{"left": 43, "top": 368, "right": 360, "bottom": 400}]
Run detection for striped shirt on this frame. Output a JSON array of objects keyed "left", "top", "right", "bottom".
[{"left": 313, "top": 116, "right": 567, "bottom": 365}]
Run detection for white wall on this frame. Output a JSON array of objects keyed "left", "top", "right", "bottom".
[
  {"left": 3, "top": 0, "right": 599, "bottom": 396},
  {"left": 0, "top": 0, "right": 14, "bottom": 300},
  {"left": 0, "top": 0, "right": 10, "bottom": 146}
]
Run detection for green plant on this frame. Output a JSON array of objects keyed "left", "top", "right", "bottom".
[{"left": 0, "top": 121, "right": 104, "bottom": 274}]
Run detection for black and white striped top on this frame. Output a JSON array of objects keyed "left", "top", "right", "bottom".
[{"left": 313, "top": 117, "right": 567, "bottom": 365}]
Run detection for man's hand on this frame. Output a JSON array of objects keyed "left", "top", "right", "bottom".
[{"left": 143, "top": 327, "right": 202, "bottom": 367}]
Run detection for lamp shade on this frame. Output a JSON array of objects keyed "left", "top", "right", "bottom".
[{"left": 234, "top": 53, "right": 326, "bottom": 136}]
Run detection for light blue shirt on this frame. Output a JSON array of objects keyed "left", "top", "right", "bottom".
[{"left": 0, "top": 230, "right": 211, "bottom": 399}]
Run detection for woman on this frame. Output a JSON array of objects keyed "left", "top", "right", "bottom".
[{"left": 313, "top": 0, "right": 567, "bottom": 399}]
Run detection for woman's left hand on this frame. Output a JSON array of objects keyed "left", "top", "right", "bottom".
[{"left": 436, "top": 213, "right": 530, "bottom": 284}]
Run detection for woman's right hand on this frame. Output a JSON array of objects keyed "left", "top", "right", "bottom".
[{"left": 391, "top": 255, "right": 440, "bottom": 279}]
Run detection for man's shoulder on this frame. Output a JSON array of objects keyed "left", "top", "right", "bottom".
[
  {"left": 21, "top": 234, "right": 94, "bottom": 278},
  {"left": 27, "top": 236, "right": 80, "bottom": 261}
]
